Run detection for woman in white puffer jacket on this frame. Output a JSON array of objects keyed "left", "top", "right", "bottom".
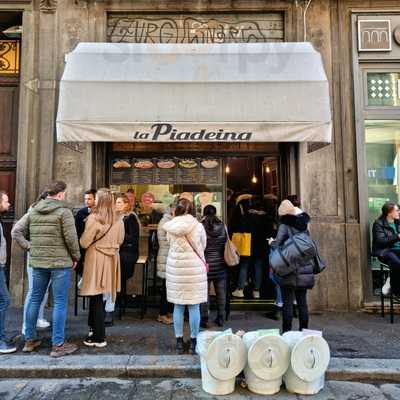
[
  {"left": 156, "top": 207, "right": 174, "bottom": 325},
  {"left": 163, "top": 198, "right": 207, "bottom": 355}
]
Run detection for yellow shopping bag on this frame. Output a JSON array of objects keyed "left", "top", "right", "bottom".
[{"left": 231, "top": 232, "right": 251, "bottom": 257}]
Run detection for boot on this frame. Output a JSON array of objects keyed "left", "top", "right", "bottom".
[
  {"left": 104, "top": 312, "right": 114, "bottom": 327},
  {"left": 200, "top": 319, "right": 209, "bottom": 329},
  {"left": 176, "top": 337, "right": 184, "bottom": 355},
  {"left": 189, "top": 338, "right": 197, "bottom": 355},
  {"left": 214, "top": 315, "right": 224, "bottom": 327}
]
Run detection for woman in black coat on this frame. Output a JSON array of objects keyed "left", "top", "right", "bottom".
[
  {"left": 372, "top": 201, "right": 400, "bottom": 295},
  {"left": 115, "top": 194, "right": 140, "bottom": 305},
  {"left": 271, "top": 200, "right": 314, "bottom": 333},
  {"left": 200, "top": 205, "right": 227, "bottom": 327}
]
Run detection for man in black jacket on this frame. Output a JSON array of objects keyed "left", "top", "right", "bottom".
[
  {"left": 75, "top": 189, "right": 96, "bottom": 276},
  {"left": 372, "top": 201, "right": 400, "bottom": 295}
]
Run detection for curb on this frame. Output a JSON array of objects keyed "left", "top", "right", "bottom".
[{"left": 0, "top": 355, "right": 400, "bottom": 382}]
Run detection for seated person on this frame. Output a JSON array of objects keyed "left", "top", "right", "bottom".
[{"left": 372, "top": 201, "right": 400, "bottom": 295}]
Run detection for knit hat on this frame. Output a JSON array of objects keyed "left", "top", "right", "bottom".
[
  {"left": 278, "top": 200, "right": 296, "bottom": 216},
  {"left": 294, "top": 207, "right": 303, "bottom": 215}
]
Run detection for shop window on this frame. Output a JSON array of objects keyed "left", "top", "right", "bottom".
[
  {"left": 366, "top": 72, "right": 400, "bottom": 107},
  {"left": 366, "top": 120, "right": 400, "bottom": 293}
]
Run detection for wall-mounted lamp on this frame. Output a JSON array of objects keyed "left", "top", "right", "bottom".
[
  {"left": 225, "top": 165, "right": 230, "bottom": 174},
  {"left": 251, "top": 174, "right": 258, "bottom": 184},
  {"left": 266, "top": 166, "right": 271, "bottom": 173}
]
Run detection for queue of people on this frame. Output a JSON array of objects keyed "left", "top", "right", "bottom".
[{"left": 0, "top": 181, "right": 326, "bottom": 356}]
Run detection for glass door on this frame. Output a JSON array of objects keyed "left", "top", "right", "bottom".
[{"left": 365, "top": 120, "right": 400, "bottom": 293}]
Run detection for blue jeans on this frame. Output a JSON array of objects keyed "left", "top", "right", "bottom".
[
  {"left": 22, "top": 264, "right": 50, "bottom": 335},
  {"left": 25, "top": 267, "right": 71, "bottom": 346},
  {"left": 238, "top": 257, "right": 265, "bottom": 290},
  {"left": 173, "top": 304, "right": 200, "bottom": 339},
  {"left": 269, "top": 270, "right": 283, "bottom": 305},
  {"left": 0, "top": 266, "right": 11, "bottom": 341}
]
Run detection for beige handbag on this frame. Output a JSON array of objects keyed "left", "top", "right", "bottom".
[{"left": 224, "top": 226, "right": 240, "bottom": 267}]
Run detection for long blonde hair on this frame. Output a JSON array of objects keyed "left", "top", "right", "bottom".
[{"left": 92, "top": 188, "right": 116, "bottom": 225}]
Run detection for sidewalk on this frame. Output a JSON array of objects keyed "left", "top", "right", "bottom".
[
  {"left": 4, "top": 306, "right": 400, "bottom": 359},
  {"left": 2, "top": 306, "right": 400, "bottom": 382}
]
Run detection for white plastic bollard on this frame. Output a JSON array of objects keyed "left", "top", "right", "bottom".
[
  {"left": 282, "top": 331, "right": 330, "bottom": 395},
  {"left": 243, "top": 330, "right": 290, "bottom": 395},
  {"left": 196, "top": 330, "right": 247, "bottom": 396}
]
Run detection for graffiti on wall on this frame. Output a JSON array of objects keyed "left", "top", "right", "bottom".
[{"left": 107, "top": 14, "right": 284, "bottom": 44}]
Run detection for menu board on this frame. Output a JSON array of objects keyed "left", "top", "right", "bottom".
[{"left": 111, "top": 156, "right": 222, "bottom": 185}]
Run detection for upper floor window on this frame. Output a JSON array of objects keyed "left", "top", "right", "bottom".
[
  {"left": 366, "top": 72, "right": 400, "bottom": 107},
  {"left": 0, "top": 40, "right": 20, "bottom": 76}
]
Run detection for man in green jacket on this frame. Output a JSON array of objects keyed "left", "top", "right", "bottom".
[{"left": 21, "top": 181, "right": 80, "bottom": 358}]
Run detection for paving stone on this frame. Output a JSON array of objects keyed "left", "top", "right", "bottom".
[
  {"left": 297, "top": 382, "right": 336, "bottom": 400},
  {"left": 328, "top": 381, "right": 386, "bottom": 400},
  {"left": 380, "top": 383, "right": 400, "bottom": 400},
  {"left": 0, "top": 381, "right": 29, "bottom": 400}
]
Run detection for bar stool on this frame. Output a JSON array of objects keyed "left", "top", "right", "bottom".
[
  {"left": 118, "top": 255, "right": 149, "bottom": 320},
  {"left": 380, "top": 261, "right": 400, "bottom": 324}
]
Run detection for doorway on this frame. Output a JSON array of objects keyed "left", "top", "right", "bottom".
[
  {"left": 0, "top": 11, "right": 22, "bottom": 283},
  {"left": 224, "top": 156, "right": 282, "bottom": 308}
]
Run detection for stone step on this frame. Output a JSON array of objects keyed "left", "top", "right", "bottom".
[{"left": 0, "top": 355, "right": 399, "bottom": 382}]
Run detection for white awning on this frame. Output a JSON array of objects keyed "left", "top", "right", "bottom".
[{"left": 56, "top": 42, "right": 332, "bottom": 143}]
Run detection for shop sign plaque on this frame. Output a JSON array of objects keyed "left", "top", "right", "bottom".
[
  {"left": 358, "top": 20, "right": 392, "bottom": 52},
  {"left": 133, "top": 123, "right": 252, "bottom": 142}
]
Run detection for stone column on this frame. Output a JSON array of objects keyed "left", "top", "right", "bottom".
[{"left": 53, "top": 0, "right": 93, "bottom": 205}]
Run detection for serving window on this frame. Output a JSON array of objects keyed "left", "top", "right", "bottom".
[{"left": 109, "top": 154, "right": 224, "bottom": 224}]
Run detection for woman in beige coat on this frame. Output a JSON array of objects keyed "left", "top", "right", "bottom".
[{"left": 80, "top": 189, "right": 124, "bottom": 348}]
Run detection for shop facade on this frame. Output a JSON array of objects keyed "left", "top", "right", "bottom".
[{"left": 1, "top": 0, "right": 400, "bottom": 310}]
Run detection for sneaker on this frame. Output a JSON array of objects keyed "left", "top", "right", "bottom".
[
  {"left": 214, "top": 315, "right": 224, "bottom": 327},
  {"left": 83, "top": 338, "right": 107, "bottom": 348},
  {"left": 50, "top": 342, "right": 78, "bottom": 358},
  {"left": 253, "top": 290, "right": 260, "bottom": 299},
  {"left": 232, "top": 289, "right": 244, "bottom": 298},
  {"left": 85, "top": 328, "right": 94, "bottom": 342},
  {"left": 36, "top": 319, "right": 50, "bottom": 329},
  {"left": 5, "top": 334, "right": 21, "bottom": 344},
  {"left": 0, "top": 340, "right": 16, "bottom": 354},
  {"left": 383, "top": 277, "right": 391, "bottom": 296},
  {"left": 22, "top": 339, "right": 41, "bottom": 353},
  {"left": 157, "top": 315, "right": 173, "bottom": 325},
  {"left": 275, "top": 301, "right": 283, "bottom": 308}
]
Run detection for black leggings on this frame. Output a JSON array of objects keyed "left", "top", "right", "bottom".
[
  {"left": 201, "top": 277, "right": 227, "bottom": 321},
  {"left": 159, "top": 279, "right": 173, "bottom": 316},
  {"left": 88, "top": 294, "right": 105, "bottom": 342},
  {"left": 281, "top": 288, "right": 309, "bottom": 333}
]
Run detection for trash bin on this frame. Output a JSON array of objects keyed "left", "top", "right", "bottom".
[
  {"left": 196, "top": 330, "right": 247, "bottom": 396},
  {"left": 243, "top": 330, "right": 290, "bottom": 395},
  {"left": 282, "top": 331, "right": 330, "bottom": 395}
]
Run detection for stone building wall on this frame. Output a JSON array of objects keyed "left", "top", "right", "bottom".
[{"left": 7, "top": 0, "right": 395, "bottom": 310}]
